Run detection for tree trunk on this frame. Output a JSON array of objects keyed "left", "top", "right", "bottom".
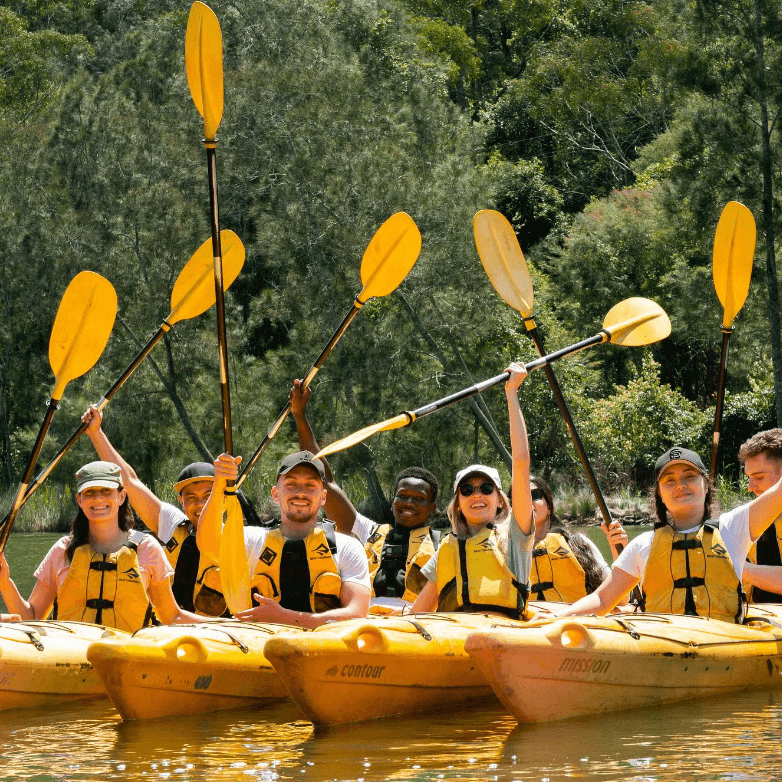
[{"left": 753, "top": 0, "right": 782, "bottom": 425}]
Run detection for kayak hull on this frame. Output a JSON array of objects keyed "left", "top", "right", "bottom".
[
  {"left": 465, "top": 604, "right": 782, "bottom": 723},
  {"left": 87, "top": 621, "right": 295, "bottom": 720},
  {"left": 0, "top": 620, "right": 127, "bottom": 711},
  {"left": 263, "top": 612, "right": 520, "bottom": 725}
]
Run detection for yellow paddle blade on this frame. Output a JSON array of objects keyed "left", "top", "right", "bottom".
[
  {"left": 316, "top": 412, "right": 414, "bottom": 459},
  {"left": 601, "top": 297, "right": 670, "bottom": 347},
  {"left": 712, "top": 201, "right": 756, "bottom": 329},
  {"left": 168, "top": 231, "right": 245, "bottom": 325},
  {"left": 49, "top": 272, "right": 117, "bottom": 400},
  {"left": 473, "top": 210, "right": 534, "bottom": 318},
  {"left": 218, "top": 493, "right": 251, "bottom": 614},
  {"left": 357, "top": 213, "right": 422, "bottom": 302},
  {"left": 185, "top": 1, "right": 223, "bottom": 142}
]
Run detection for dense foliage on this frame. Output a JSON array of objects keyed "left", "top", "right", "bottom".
[{"left": 1, "top": 0, "right": 780, "bottom": 520}]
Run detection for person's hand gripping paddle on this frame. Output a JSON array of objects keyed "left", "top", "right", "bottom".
[
  {"left": 710, "top": 201, "right": 755, "bottom": 481},
  {"left": 474, "top": 210, "right": 621, "bottom": 550},
  {"left": 0, "top": 272, "right": 117, "bottom": 552},
  {"left": 317, "top": 298, "right": 671, "bottom": 458},
  {"left": 186, "top": 2, "right": 248, "bottom": 612}
]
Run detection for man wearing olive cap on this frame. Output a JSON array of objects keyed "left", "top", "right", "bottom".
[
  {"left": 198, "top": 450, "right": 370, "bottom": 627},
  {"left": 82, "top": 405, "right": 230, "bottom": 616}
]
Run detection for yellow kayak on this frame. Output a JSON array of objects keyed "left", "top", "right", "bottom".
[
  {"left": 465, "top": 603, "right": 782, "bottom": 723},
  {"left": 263, "top": 611, "right": 531, "bottom": 725},
  {"left": 0, "top": 620, "right": 127, "bottom": 711},
  {"left": 86, "top": 620, "right": 297, "bottom": 720}
]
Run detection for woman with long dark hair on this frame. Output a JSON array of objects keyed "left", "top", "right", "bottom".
[
  {"left": 561, "top": 447, "right": 782, "bottom": 622},
  {"left": 529, "top": 475, "right": 627, "bottom": 602},
  {"left": 0, "top": 461, "right": 203, "bottom": 630}
]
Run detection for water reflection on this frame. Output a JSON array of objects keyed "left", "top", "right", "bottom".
[
  {"left": 503, "top": 689, "right": 782, "bottom": 781},
  {"left": 2, "top": 690, "right": 782, "bottom": 781}
]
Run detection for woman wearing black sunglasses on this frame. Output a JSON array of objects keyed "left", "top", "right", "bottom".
[
  {"left": 407, "top": 363, "right": 535, "bottom": 617},
  {"left": 529, "top": 476, "right": 627, "bottom": 603}
]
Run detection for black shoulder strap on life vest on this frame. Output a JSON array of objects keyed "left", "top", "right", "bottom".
[{"left": 171, "top": 533, "right": 199, "bottom": 612}]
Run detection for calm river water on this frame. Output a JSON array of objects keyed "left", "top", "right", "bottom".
[{"left": 3, "top": 529, "right": 782, "bottom": 781}]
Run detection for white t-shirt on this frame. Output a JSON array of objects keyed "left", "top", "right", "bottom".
[
  {"left": 34, "top": 529, "right": 174, "bottom": 594},
  {"left": 242, "top": 524, "right": 370, "bottom": 589},
  {"left": 420, "top": 516, "right": 535, "bottom": 586},
  {"left": 613, "top": 503, "right": 753, "bottom": 583},
  {"left": 157, "top": 501, "right": 189, "bottom": 543},
  {"left": 352, "top": 512, "right": 378, "bottom": 546}
]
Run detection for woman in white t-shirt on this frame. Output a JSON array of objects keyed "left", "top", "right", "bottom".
[
  {"left": 408, "top": 363, "right": 536, "bottom": 617},
  {"left": 561, "top": 447, "right": 782, "bottom": 622},
  {"left": 0, "top": 461, "right": 203, "bottom": 630}
]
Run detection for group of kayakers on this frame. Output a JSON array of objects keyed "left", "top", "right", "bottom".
[{"left": 2, "top": 361, "right": 782, "bottom": 633}]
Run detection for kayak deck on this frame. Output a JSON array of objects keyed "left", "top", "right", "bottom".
[
  {"left": 87, "top": 620, "right": 297, "bottom": 720},
  {"left": 465, "top": 604, "right": 782, "bottom": 723},
  {"left": 0, "top": 620, "right": 127, "bottom": 711},
  {"left": 263, "top": 611, "right": 528, "bottom": 725}
]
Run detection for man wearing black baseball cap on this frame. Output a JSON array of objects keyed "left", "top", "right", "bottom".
[
  {"left": 197, "top": 450, "right": 370, "bottom": 627},
  {"left": 82, "top": 405, "right": 229, "bottom": 616}
]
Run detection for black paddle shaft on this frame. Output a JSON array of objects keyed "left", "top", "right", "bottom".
[
  {"left": 205, "top": 143, "right": 233, "bottom": 456},
  {"left": 236, "top": 302, "right": 364, "bottom": 489},
  {"left": 710, "top": 327, "right": 733, "bottom": 481},
  {"left": 410, "top": 332, "right": 606, "bottom": 420},
  {"left": 526, "top": 326, "right": 617, "bottom": 540},
  {"left": 0, "top": 399, "right": 60, "bottom": 551}
]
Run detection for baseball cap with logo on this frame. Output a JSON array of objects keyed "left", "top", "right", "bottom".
[
  {"left": 452, "top": 464, "right": 503, "bottom": 494},
  {"left": 174, "top": 462, "right": 215, "bottom": 494},
  {"left": 277, "top": 451, "right": 326, "bottom": 481},
  {"left": 76, "top": 461, "right": 123, "bottom": 493},
  {"left": 654, "top": 447, "right": 707, "bottom": 481}
]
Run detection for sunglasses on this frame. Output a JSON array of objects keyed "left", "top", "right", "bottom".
[
  {"left": 458, "top": 481, "right": 496, "bottom": 497},
  {"left": 530, "top": 488, "right": 546, "bottom": 501}
]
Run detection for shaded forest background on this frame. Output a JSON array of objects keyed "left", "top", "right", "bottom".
[{"left": 2, "top": 0, "right": 781, "bottom": 522}]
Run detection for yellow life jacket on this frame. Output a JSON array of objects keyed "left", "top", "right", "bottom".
[
  {"left": 161, "top": 520, "right": 190, "bottom": 569},
  {"left": 745, "top": 513, "right": 782, "bottom": 603},
  {"left": 169, "top": 527, "right": 230, "bottom": 618},
  {"left": 530, "top": 531, "right": 588, "bottom": 603},
  {"left": 435, "top": 525, "right": 529, "bottom": 619},
  {"left": 366, "top": 523, "right": 439, "bottom": 602},
  {"left": 53, "top": 536, "right": 153, "bottom": 632},
  {"left": 641, "top": 521, "right": 745, "bottom": 624},
  {"left": 252, "top": 522, "right": 342, "bottom": 613}
]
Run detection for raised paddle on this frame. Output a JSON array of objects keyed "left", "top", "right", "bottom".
[
  {"left": 15, "top": 231, "right": 245, "bottom": 512},
  {"left": 234, "top": 211, "right": 422, "bottom": 490},
  {"left": 474, "top": 209, "right": 621, "bottom": 549},
  {"left": 316, "top": 297, "right": 671, "bottom": 459},
  {"left": 187, "top": 2, "right": 248, "bottom": 613},
  {"left": 0, "top": 272, "right": 117, "bottom": 552},
  {"left": 186, "top": 0, "right": 232, "bottom": 453},
  {"left": 710, "top": 201, "right": 756, "bottom": 481}
]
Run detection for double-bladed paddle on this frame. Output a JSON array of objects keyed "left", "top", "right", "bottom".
[
  {"left": 316, "top": 298, "right": 671, "bottom": 458},
  {"left": 0, "top": 272, "right": 117, "bottom": 552},
  {"left": 186, "top": 1, "right": 249, "bottom": 613},
  {"left": 234, "top": 211, "right": 422, "bottom": 490},
  {"left": 14, "top": 232, "right": 245, "bottom": 515},
  {"left": 474, "top": 210, "right": 620, "bottom": 548},
  {"left": 710, "top": 201, "right": 756, "bottom": 481}
]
